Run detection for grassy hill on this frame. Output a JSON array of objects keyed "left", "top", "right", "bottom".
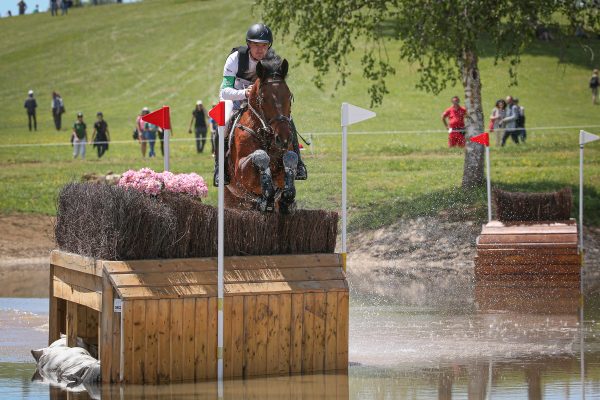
[{"left": 0, "top": 0, "right": 599, "bottom": 228}]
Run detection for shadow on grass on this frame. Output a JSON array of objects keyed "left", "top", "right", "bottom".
[{"left": 349, "top": 180, "right": 600, "bottom": 231}]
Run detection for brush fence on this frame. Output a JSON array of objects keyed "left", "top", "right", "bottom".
[
  {"left": 49, "top": 250, "right": 349, "bottom": 384},
  {"left": 474, "top": 219, "right": 580, "bottom": 287}
]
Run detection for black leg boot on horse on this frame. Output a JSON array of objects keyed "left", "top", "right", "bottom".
[
  {"left": 250, "top": 149, "right": 275, "bottom": 212},
  {"left": 290, "top": 119, "right": 307, "bottom": 180},
  {"left": 279, "top": 151, "right": 298, "bottom": 214}
]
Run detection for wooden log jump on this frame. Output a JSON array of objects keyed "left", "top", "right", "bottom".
[
  {"left": 474, "top": 219, "right": 580, "bottom": 288},
  {"left": 48, "top": 250, "right": 349, "bottom": 384}
]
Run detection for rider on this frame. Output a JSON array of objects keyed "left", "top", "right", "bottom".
[{"left": 214, "top": 23, "right": 307, "bottom": 186}]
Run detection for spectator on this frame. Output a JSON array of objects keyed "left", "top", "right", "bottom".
[
  {"left": 209, "top": 102, "right": 218, "bottom": 156},
  {"left": 51, "top": 91, "right": 64, "bottom": 131},
  {"left": 7, "top": 10, "right": 12, "bottom": 17},
  {"left": 514, "top": 98, "right": 526, "bottom": 143},
  {"left": 501, "top": 96, "right": 520, "bottom": 146},
  {"left": 33, "top": 4, "right": 39, "bottom": 13},
  {"left": 71, "top": 112, "right": 87, "bottom": 160},
  {"left": 441, "top": 96, "right": 467, "bottom": 148},
  {"left": 489, "top": 99, "right": 506, "bottom": 146},
  {"left": 24, "top": 89, "right": 37, "bottom": 132},
  {"left": 143, "top": 120, "right": 158, "bottom": 158},
  {"left": 590, "top": 69, "right": 599, "bottom": 105},
  {"left": 91, "top": 112, "right": 110, "bottom": 158},
  {"left": 50, "top": 0, "right": 57, "bottom": 16},
  {"left": 60, "top": 0, "right": 67, "bottom": 15},
  {"left": 135, "top": 107, "right": 149, "bottom": 157},
  {"left": 188, "top": 100, "right": 208, "bottom": 153},
  {"left": 17, "top": 0, "right": 27, "bottom": 15}
]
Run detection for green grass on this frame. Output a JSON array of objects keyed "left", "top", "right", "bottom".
[{"left": 0, "top": 0, "right": 599, "bottom": 229}]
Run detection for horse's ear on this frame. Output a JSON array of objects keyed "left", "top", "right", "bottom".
[
  {"left": 281, "top": 59, "right": 289, "bottom": 78},
  {"left": 256, "top": 61, "right": 265, "bottom": 80}
]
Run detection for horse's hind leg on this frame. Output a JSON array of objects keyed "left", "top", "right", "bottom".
[
  {"left": 250, "top": 149, "right": 275, "bottom": 212},
  {"left": 279, "top": 150, "right": 298, "bottom": 214}
]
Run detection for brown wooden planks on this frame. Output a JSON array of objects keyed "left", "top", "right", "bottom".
[
  {"left": 100, "top": 273, "right": 114, "bottom": 383},
  {"left": 478, "top": 233, "right": 577, "bottom": 245},
  {"left": 122, "top": 300, "right": 134, "bottom": 383},
  {"left": 474, "top": 263, "right": 581, "bottom": 276},
  {"left": 169, "top": 299, "right": 184, "bottom": 382},
  {"left": 110, "top": 267, "right": 345, "bottom": 287},
  {"left": 182, "top": 298, "right": 196, "bottom": 382},
  {"left": 222, "top": 297, "right": 233, "bottom": 378},
  {"left": 103, "top": 254, "right": 342, "bottom": 274},
  {"left": 253, "top": 294, "right": 269, "bottom": 376},
  {"left": 475, "top": 254, "right": 580, "bottom": 265},
  {"left": 301, "top": 293, "right": 315, "bottom": 373},
  {"left": 278, "top": 294, "right": 292, "bottom": 375},
  {"left": 336, "top": 291, "right": 349, "bottom": 370},
  {"left": 144, "top": 300, "right": 159, "bottom": 384},
  {"left": 193, "top": 297, "right": 208, "bottom": 381},
  {"left": 110, "top": 289, "right": 121, "bottom": 383},
  {"left": 243, "top": 296, "right": 257, "bottom": 377},
  {"left": 230, "top": 296, "right": 244, "bottom": 378},
  {"left": 324, "top": 291, "right": 338, "bottom": 371},
  {"left": 206, "top": 297, "right": 218, "bottom": 379},
  {"left": 266, "top": 294, "right": 280, "bottom": 375},
  {"left": 290, "top": 293, "right": 304, "bottom": 374},
  {"left": 52, "top": 278, "right": 101, "bottom": 312},
  {"left": 156, "top": 299, "right": 171, "bottom": 383},
  {"left": 51, "top": 250, "right": 102, "bottom": 277},
  {"left": 131, "top": 300, "right": 146, "bottom": 384},
  {"left": 66, "top": 301, "right": 77, "bottom": 347},
  {"left": 312, "top": 292, "right": 326, "bottom": 372}
]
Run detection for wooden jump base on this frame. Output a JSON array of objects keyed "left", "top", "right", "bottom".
[
  {"left": 474, "top": 219, "right": 580, "bottom": 288},
  {"left": 48, "top": 250, "right": 349, "bottom": 384}
]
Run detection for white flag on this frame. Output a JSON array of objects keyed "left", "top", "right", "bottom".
[
  {"left": 341, "top": 103, "right": 376, "bottom": 126},
  {"left": 580, "top": 130, "right": 600, "bottom": 145}
]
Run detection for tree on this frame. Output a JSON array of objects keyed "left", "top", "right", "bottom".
[{"left": 256, "top": 0, "right": 600, "bottom": 188}]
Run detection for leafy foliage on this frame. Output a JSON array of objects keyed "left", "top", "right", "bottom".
[{"left": 256, "top": 0, "right": 600, "bottom": 105}]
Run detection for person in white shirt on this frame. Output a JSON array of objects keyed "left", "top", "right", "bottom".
[{"left": 215, "top": 23, "right": 307, "bottom": 186}]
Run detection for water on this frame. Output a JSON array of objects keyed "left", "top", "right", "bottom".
[{"left": 1, "top": 290, "right": 600, "bottom": 399}]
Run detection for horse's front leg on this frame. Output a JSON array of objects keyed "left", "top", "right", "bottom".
[
  {"left": 279, "top": 150, "right": 298, "bottom": 214},
  {"left": 248, "top": 149, "right": 275, "bottom": 212}
]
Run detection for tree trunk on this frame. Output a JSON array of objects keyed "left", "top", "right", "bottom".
[{"left": 460, "top": 49, "right": 485, "bottom": 188}]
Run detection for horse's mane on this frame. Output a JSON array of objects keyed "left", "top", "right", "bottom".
[{"left": 256, "top": 50, "right": 288, "bottom": 80}]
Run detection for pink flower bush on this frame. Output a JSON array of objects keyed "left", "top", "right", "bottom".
[{"left": 118, "top": 168, "right": 208, "bottom": 198}]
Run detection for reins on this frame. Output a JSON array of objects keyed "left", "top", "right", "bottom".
[{"left": 236, "top": 76, "right": 292, "bottom": 151}]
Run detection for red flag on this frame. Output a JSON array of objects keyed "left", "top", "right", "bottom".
[
  {"left": 209, "top": 101, "right": 226, "bottom": 127},
  {"left": 142, "top": 106, "right": 171, "bottom": 130},
  {"left": 470, "top": 132, "right": 489, "bottom": 147}
]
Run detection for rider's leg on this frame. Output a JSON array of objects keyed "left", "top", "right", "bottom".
[{"left": 290, "top": 118, "right": 307, "bottom": 180}]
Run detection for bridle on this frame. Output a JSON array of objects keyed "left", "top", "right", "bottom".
[{"left": 237, "top": 75, "right": 293, "bottom": 151}]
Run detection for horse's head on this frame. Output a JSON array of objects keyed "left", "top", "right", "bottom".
[{"left": 252, "top": 55, "right": 293, "bottom": 151}]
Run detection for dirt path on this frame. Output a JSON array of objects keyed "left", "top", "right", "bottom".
[{"left": 0, "top": 214, "right": 55, "bottom": 297}]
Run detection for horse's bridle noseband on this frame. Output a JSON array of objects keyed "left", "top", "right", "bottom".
[{"left": 238, "top": 77, "right": 293, "bottom": 150}]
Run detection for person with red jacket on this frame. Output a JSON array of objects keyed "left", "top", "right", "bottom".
[{"left": 441, "top": 96, "right": 467, "bottom": 147}]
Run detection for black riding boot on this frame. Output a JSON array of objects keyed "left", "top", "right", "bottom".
[
  {"left": 290, "top": 119, "right": 307, "bottom": 180},
  {"left": 213, "top": 131, "right": 231, "bottom": 187}
]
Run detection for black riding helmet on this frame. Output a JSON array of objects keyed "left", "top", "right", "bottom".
[{"left": 246, "top": 23, "right": 273, "bottom": 47}]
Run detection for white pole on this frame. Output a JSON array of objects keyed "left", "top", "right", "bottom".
[
  {"left": 341, "top": 125, "right": 348, "bottom": 271},
  {"left": 163, "top": 129, "right": 171, "bottom": 171},
  {"left": 217, "top": 124, "right": 224, "bottom": 383},
  {"left": 486, "top": 146, "right": 492, "bottom": 222},
  {"left": 579, "top": 138, "right": 586, "bottom": 399},
  {"left": 580, "top": 142, "right": 584, "bottom": 256}
]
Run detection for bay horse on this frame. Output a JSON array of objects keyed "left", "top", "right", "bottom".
[{"left": 224, "top": 55, "right": 298, "bottom": 213}]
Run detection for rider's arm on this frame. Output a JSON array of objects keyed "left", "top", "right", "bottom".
[{"left": 219, "top": 52, "right": 247, "bottom": 101}]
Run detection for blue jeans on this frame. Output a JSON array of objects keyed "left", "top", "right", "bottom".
[{"left": 144, "top": 130, "right": 157, "bottom": 157}]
